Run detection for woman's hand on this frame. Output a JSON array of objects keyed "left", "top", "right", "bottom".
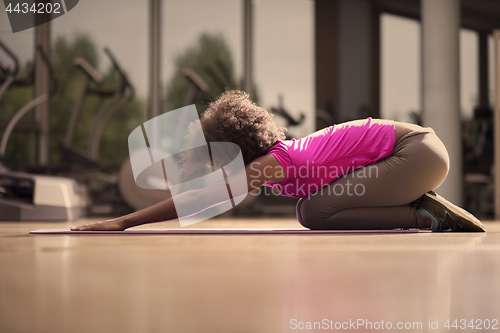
[
  {"left": 70, "top": 217, "right": 129, "bottom": 231},
  {"left": 70, "top": 198, "right": 178, "bottom": 231}
]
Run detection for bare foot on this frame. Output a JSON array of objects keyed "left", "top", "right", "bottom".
[{"left": 70, "top": 218, "right": 128, "bottom": 231}]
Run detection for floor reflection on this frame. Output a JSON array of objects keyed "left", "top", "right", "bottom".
[{"left": 0, "top": 220, "right": 499, "bottom": 332}]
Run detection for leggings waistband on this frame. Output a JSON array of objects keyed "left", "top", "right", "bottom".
[{"left": 395, "top": 127, "right": 435, "bottom": 146}]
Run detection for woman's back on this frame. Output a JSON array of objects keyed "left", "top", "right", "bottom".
[{"left": 264, "top": 118, "right": 396, "bottom": 198}]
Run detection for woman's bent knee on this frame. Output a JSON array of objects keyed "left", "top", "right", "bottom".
[
  {"left": 295, "top": 198, "right": 310, "bottom": 228},
  {"left": 298, "top": 197, "right": 336, "bottom": 230}
]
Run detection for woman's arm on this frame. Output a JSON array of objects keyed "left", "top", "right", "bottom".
[
  {"left": 70, "top": 198, "right": 178, "bottom": 231},
  {"left": 71, "top": 154, "right": 284, "bottom": 231},
  {"left": 245, "top": 154, "right": 285, "bottom": 192}
]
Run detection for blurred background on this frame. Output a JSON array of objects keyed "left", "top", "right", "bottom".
[{"left": 0, "top": 0, "right": 499, "bottom": 220}]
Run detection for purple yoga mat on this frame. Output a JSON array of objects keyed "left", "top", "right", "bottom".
[{"left": 30, "top": 228, "right": 431, "bottom": 235}]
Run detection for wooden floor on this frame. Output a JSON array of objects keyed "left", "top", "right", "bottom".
[{"left": 1, "top": 218, "right": 500, "bottom": 333}]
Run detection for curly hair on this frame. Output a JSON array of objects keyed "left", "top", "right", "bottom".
[{"left": 201, "top": 90, "right": 286, "bottom": 165}]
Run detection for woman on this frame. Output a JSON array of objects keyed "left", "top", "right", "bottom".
[{"left": 71, "top": 90, "right": 485, "bottom": 232}]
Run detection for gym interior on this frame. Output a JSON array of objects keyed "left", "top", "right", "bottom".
[{"left": 1, "top": 0, "right": 500, "bottom": 332}]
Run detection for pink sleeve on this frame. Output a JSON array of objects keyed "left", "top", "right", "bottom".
[{"left": 265, "top": 140, "right": 294, "bottom": 186}]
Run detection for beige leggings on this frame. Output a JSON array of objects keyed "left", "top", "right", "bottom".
[{"left": 296, "top": 123, "right": 450, "bottom": 230}]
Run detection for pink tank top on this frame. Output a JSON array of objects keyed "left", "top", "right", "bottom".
[{"left": 264, "top": 118, "right": 396, "bottom": 198}]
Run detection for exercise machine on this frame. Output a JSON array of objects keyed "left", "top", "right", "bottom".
[
  {"left": 0, "top": 40, "right": 85, "bottom": 221},
  {"left": 270, "top": 94, "right": 305, "bottom": 139},
  {"left": 28, "top": 47, "right": 138, "bottom": 216}
]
